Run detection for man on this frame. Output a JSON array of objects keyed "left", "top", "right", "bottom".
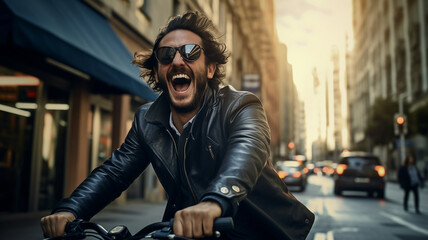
[{"left": 41, "top": 11, "right": 314, "bottom": 239}]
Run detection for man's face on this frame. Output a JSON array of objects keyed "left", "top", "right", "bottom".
[{"left": 155, "top": 29, "right": 216, "bottom": 113}]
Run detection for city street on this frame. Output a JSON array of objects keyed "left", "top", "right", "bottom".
[
  {"left": 297, "top": 175, "right": 428, "bottom": 240},
  {"left": 1, "top": 175, "right": 427, "bottom": 239}
]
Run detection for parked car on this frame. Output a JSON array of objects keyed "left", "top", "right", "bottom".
[
  {"left": 275, "top": 161, "right": 307, "bottom": 192},
  {"left": 333, "top": 152, "right": 386, "bottom": 198}
]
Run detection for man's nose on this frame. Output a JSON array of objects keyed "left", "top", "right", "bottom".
[{"left": 171, "top": 50, "right": 185, "bottom": 65}]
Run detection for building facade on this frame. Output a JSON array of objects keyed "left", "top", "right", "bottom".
[
  {"left": 350, "top": 0, "right": 428, "bottom": 169},
  {"left": 277, "top": 43, "right": 301, "bottom": 160},
  {"left": 329, "top": 46, "right": 344, "bottom": 160}
]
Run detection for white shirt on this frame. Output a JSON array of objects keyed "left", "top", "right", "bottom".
[{"left": 169, "top": 113, "right": 196, "bottom": 136}]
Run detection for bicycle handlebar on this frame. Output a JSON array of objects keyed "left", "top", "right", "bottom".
[{"left": 43, "top": 217, "right": 234, "bottom": 240}]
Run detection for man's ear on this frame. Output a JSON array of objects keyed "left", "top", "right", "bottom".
[{"left": 207, "top": 62, "right": 216, "bottom": 79}]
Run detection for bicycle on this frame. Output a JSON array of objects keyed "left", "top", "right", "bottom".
[{"left": 42, "top": 217, "right": 234, "bottom": 240}]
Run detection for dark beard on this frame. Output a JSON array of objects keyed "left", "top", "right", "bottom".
[
  {"left": 170, "top": 98, "right": 199, "bottom": 113},
  {"left": 168, "top": 79, "right": 206, "bottom": 113},
  {"left": 158, "top": 66, "right": 208, "bottom": 113}
]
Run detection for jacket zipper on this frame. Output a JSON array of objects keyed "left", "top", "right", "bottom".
[
  {"left": 183, "top": 137, "right": 198, "bottom": 203},
  {"left": 208, "top": 144, "right": 215, "bottom": 160},
  {"left": 167, "top": 129, "right": 198, "bottom": 203},
  {"left": 166, "top": 129, "right": 178, "bottom": 155}
]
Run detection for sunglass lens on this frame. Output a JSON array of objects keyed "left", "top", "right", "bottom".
[
  {"left": 156, "top": 44, "right": 202, "bottom": 64},
  {"left": 156, "top": 47, "right": 176, "bottom": 64},
  {"left": 181, "top": 44, "right": 201, "bottom": 61}
]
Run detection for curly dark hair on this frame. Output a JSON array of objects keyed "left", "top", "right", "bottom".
[{"left": 133, "top": 11, "right": 229, "bottom": 93}]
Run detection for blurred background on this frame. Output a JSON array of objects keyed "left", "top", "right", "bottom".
[{"left": 1, "top": 1, "right": 428, "bottom": 239}]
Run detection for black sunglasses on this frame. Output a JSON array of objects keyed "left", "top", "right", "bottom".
[{"left": 155, "top": 44, "right": 203, "bottom": 64}]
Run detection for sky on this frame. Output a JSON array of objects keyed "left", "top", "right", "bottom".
[{"left": 275, "top": 0, "right": 353, "bottom": 158}]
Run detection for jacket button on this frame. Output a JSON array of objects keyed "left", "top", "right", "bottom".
[
  {"left": 220, "top": 187, "right": 229, "bottom": 194},
  {"left": 232, "top": 185, "right": 240, "bottom": 193}
]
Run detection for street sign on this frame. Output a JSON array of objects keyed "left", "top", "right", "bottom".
[{"left": 242, "top": 74, "right": 261, "bottom": 95}]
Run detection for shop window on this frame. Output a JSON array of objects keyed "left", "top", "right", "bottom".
[
  {"left": 98, "top": 109, "right": 112, "bottom": 163},
  {"left": 38, "top": 85, "right": 69, "bottom": 210},
  {"left": 0, "top": 69, "right": 38, "bottom": 212},
  {"left": 88, "top": 97, "right": 113, "bottom": 171}
]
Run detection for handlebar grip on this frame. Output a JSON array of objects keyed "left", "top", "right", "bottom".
[
  {"left": 65, "top": 219, "right": 84, "bottom": 233},
  {"left": 213, "top": 217, "right": 234, "bottom": 231}
]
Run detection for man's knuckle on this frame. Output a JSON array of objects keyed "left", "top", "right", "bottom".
[{"left": 182, "top": 211, "right": 191, "bottom": 218}]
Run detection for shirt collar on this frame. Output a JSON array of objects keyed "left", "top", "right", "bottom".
[{"left": 169, "top": 112, "right": 197, "bottom": 136}]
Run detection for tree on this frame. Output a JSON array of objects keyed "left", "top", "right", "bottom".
[
  {"left": 365, "top": 97, "right": 410, "bottom": 146},
  {"left": 410, "top": 102, "right": 428, "bottom": 135}
]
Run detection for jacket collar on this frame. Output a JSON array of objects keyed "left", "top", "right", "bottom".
[{"left": 144, "top": 87, "right": 216, "bottom": 129}]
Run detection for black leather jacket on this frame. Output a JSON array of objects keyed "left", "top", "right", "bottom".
[{"left": 54, "top": 86, "right": 314, "bottom": 239}]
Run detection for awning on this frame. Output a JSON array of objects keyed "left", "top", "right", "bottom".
[{"left": 0, "top": 0, "right": 157, "bottom": 101}]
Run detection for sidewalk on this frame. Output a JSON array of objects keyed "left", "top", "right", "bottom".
[
  {"left": 0, "top": 200, "right": 167, "bottom": 240},
  {"left": 385, "top": 179, "right": 428, "bottom": 213}
]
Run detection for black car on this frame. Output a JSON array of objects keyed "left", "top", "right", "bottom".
[
  {"left": 275, "top": 161, "right": 307, "bottom": 192},
  {"left": 333, "top": 152, "right": 386, "bottom": 198}
]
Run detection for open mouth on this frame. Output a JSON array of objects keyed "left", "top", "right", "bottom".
[{"left": 172, "top": 73, "right": 191, "bottom": 92}]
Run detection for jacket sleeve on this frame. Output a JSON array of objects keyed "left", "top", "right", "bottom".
[
  {"left": 52, "top": 108, "right": 150, "bottom": 220},
  {"left": 202, "top": 92, "right": 271, "bottom": 210}
]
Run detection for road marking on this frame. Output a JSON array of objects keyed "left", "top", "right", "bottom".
[
  {"left": 327, "top": 231, "right": 334, "bottom": 240},
  {"left": 314, "top": 231, "right": 334, "bottom": 240},
  {"left": 335, "top": 227, "right": 358, "bottom": 233},
  {"left": 314, "top": 233, "right": 325, "bottom": 240},
  {"left": 306, "top": 198, "right": 324, "bottom": 215},
  {"left": 381, "top": 212, "right": 428, "bottom": 235}
]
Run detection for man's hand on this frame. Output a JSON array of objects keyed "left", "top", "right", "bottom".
[
  {"left": 173, "top": 201, "right": 222, "bottom": 239},
  {"left": 40, "top": 211, "right": 76, "bottom": 238}
]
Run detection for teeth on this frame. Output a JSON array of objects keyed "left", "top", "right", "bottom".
[{"left": 172, "top": 74, "right": 190, "bottom": 80}]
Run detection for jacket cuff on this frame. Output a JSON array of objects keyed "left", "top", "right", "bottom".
[
  {"left": 52, "top": 208, "right": 79, "bottom": 219},
  {"left": 201, "top": 194, "right": 238, "bottom": 217}
]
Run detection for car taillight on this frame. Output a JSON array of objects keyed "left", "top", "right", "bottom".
[
  {"left": 322, "top": 166, "right": 329, "bottom": 173},
  {"left": 292, "top": 171, "right": 302, "bottom": 178},
  {"left": 277, "top": 170, "right": 289, "bottom": 179},
  {"left": 336, "top": 164, "right": 347, "bottom": 175},
  {"left": 303, "top": 167, "right": 309, "bottom": 174},
  {"left": 375, "top": 165, "right": 385, "bottom": 177}
]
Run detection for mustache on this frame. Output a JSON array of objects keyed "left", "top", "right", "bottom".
[{"left": 167, "top": 66, "right": 194, "bottom": 80}]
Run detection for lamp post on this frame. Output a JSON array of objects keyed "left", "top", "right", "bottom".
[{"left": 398, "top": 93, "right": 408, "bottom": 164}]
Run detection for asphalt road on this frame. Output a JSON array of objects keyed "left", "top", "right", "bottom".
[{"left": 295, "top": 175, "right": 428, "bottom": 240}]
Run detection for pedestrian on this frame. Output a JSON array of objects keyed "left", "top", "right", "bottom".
[
  {"left": 398, "top": 154, "right": 424, "bottom": 214},
  {"left": 424, "top": 157, "right": 428, "bottom": 181},
  {"left": 40, "top": 11, "right": 314, "bottom": 240}
]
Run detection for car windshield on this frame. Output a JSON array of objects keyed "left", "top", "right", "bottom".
[{"left": 341, "top": 157, "right": 380, "bottom": 170}]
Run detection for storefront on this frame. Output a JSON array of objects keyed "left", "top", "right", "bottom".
[
  {"left": 0, "top": 66, "right": 71, "bottom": 212},
  {"left": 0, "top": 0, "right": 157, "bottom": 213}
]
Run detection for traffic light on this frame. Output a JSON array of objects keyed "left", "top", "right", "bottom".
[{"left": 394, "top": 113, "right": 407, "bottom": 135}]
